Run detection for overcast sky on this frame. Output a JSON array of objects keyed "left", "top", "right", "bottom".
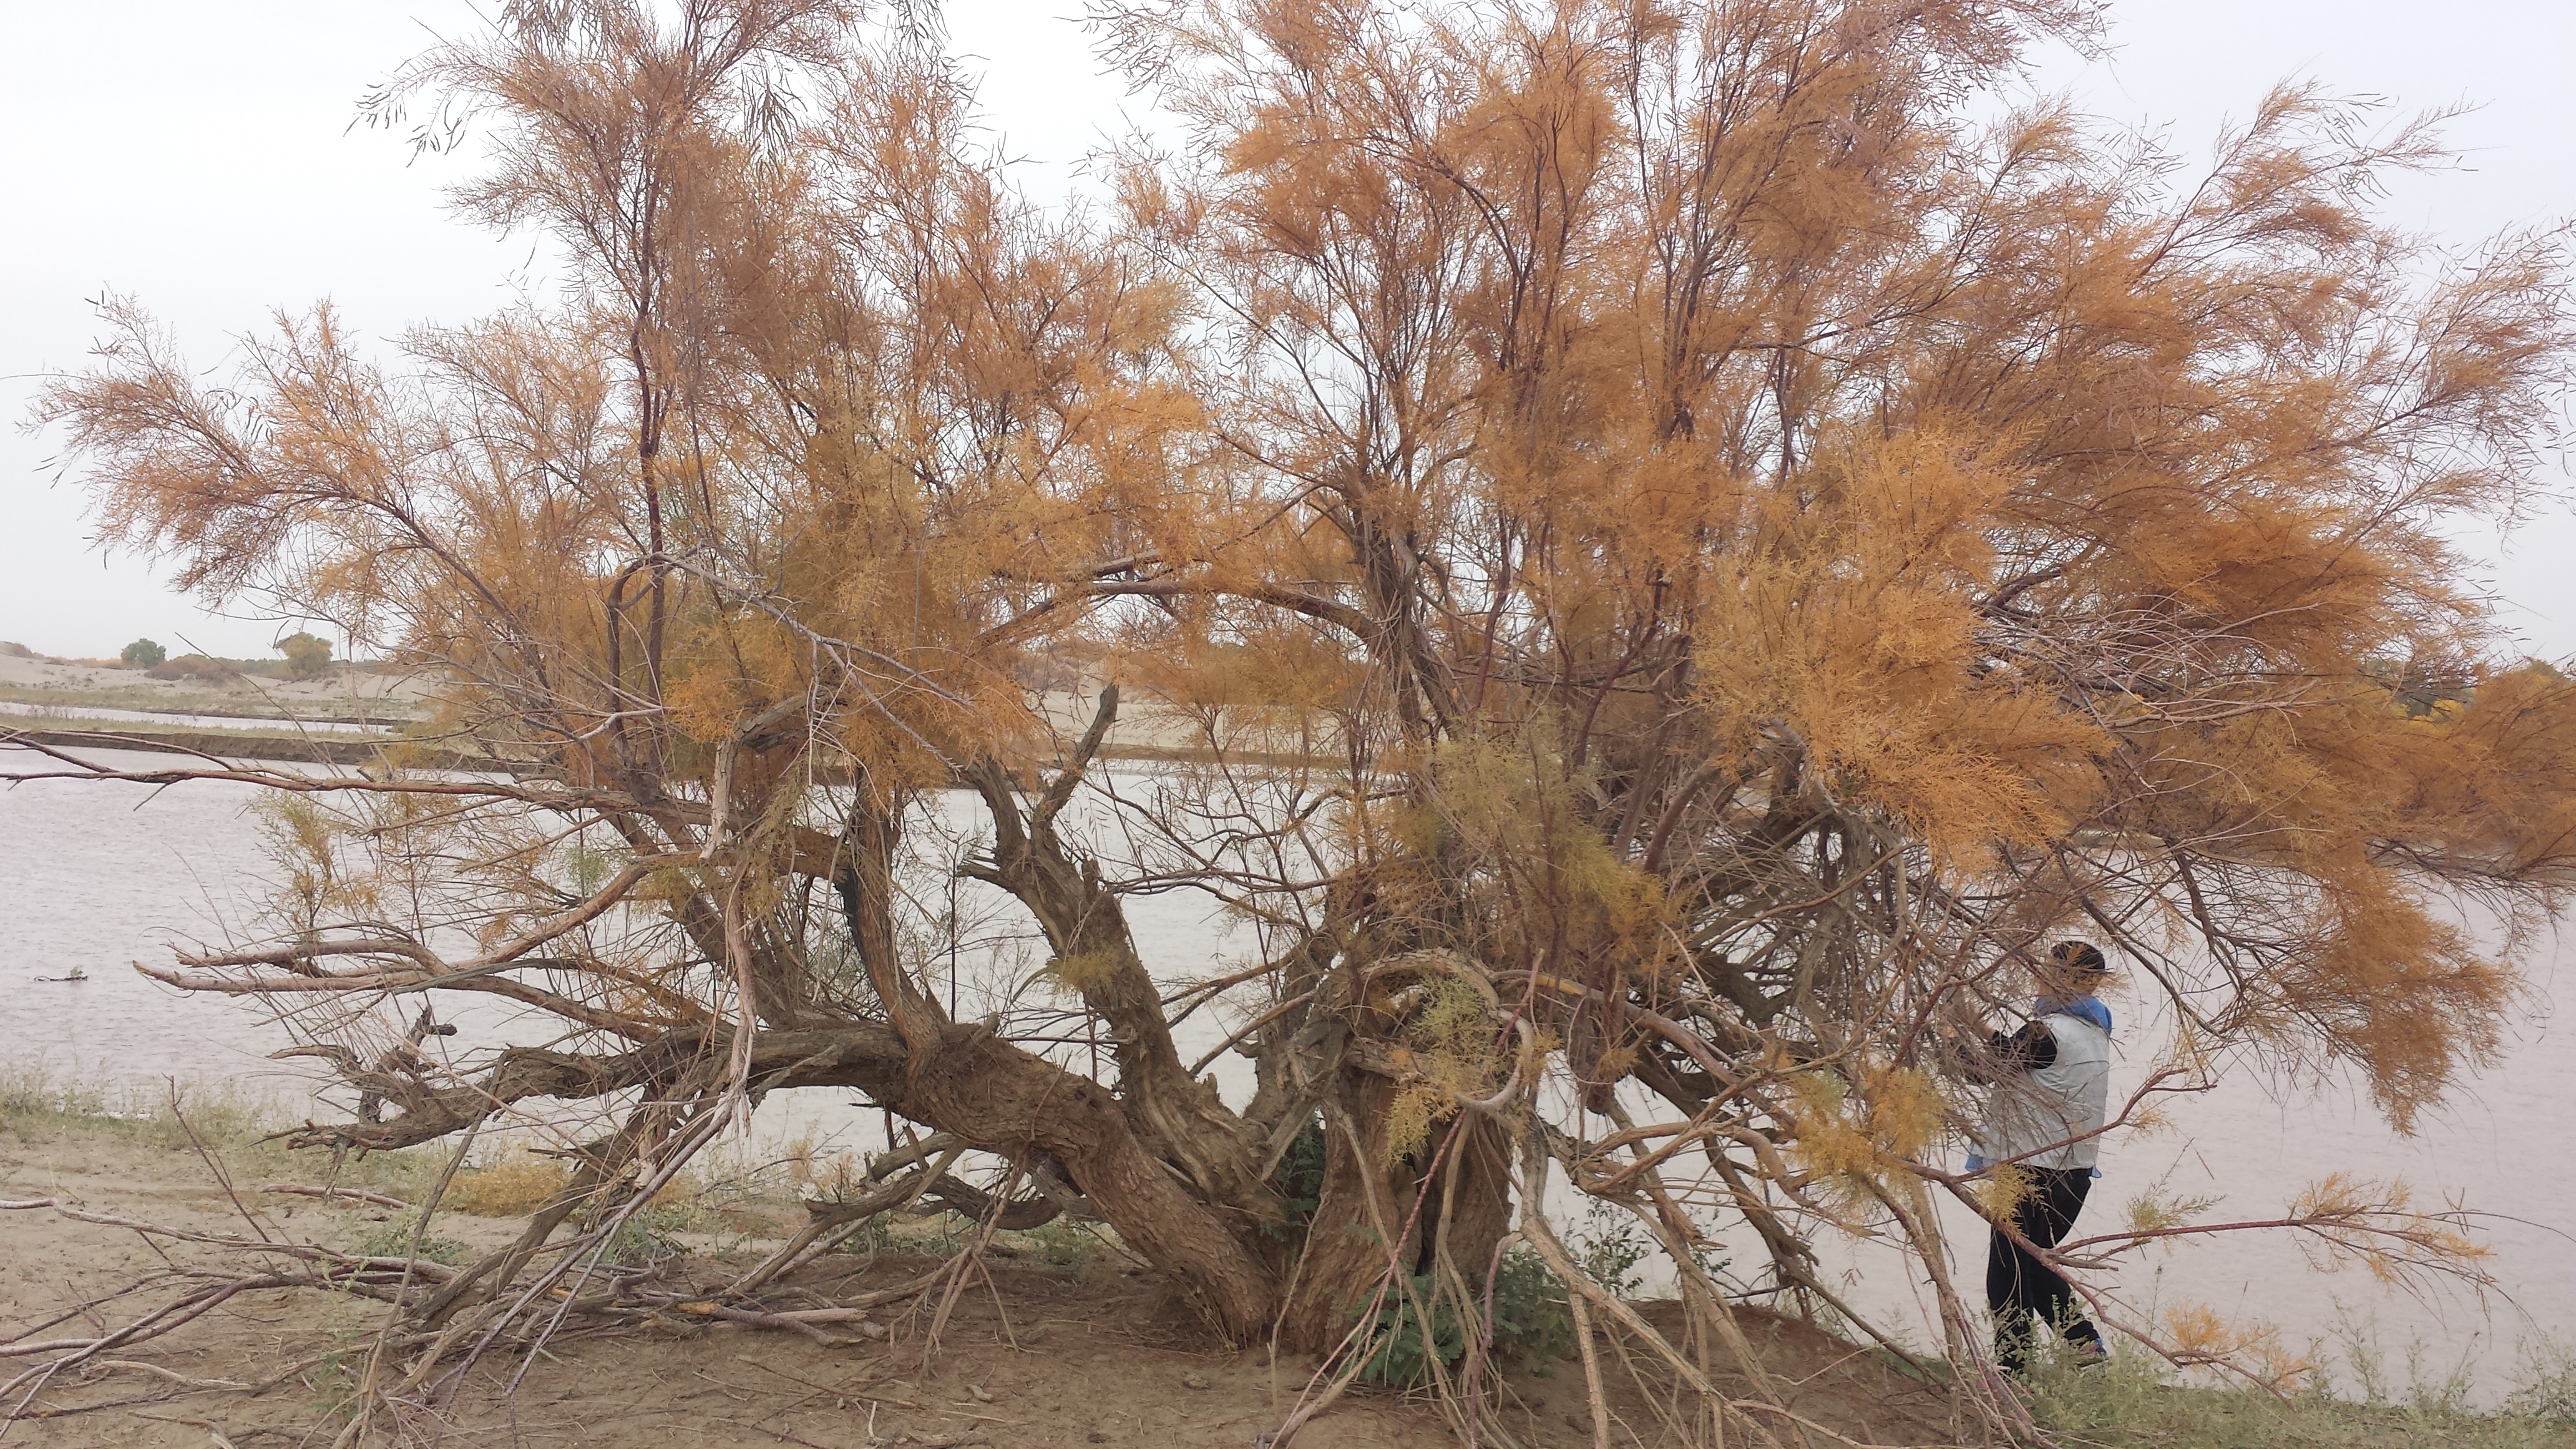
[{"left": 4, "top": 1, "right": 2571, "bottom": 660}]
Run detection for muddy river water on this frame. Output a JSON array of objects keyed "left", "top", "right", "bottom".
[{"left": 2, "top": 747, "right": 2567, "bottom": 1395}]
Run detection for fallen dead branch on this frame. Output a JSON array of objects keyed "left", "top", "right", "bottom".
[
  {"left": 260, "top": 1184, "right": 412, "bottom": 1211},
  {"left": 0, "top": 1183, "right": 952, "bottom": 1438},
  {"left": 84, "top": 1360, "right": 253, "bottom": 1392}
]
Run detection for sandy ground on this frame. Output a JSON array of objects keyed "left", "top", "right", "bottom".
[
  {"left": 0, "top": 650, "right": 429, "bottom": 717},
  {"left": 1, "top": 1121, "right": 1956, "bottom": 1448}
]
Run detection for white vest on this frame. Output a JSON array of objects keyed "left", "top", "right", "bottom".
[{"left": 1977, "top": 1013, "right": 2111, "bottom": 1170}]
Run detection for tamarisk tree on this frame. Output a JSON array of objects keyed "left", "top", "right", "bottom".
[{"left": 19, "top": 0, "right": 2576, "bottom": 1438}]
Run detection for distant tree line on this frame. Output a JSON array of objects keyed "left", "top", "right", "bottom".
[{"left": 108, "top": 632, "right": 336, "bottom": 680}]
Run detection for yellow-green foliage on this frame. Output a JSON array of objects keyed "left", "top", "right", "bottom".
[
  {"left": 1422, "top": 729, "right": 1667, "bottom": 967},
  {"left": 258, "top": 794, "right": 381, "bottom": 929},
  {"left": 1787, "top": 1064, "right": 1951, "bottom": 1198},
  {"left": 1974, "top": 1162, "right": 2034, "bottom": 1224},
  {"left": 1383, "top": 974, "right": 1501, "bottom": 1166},
  {"left": 2121, "top": 1183, "right": 2220, "bottom": 1237},
  {"left": 1043, "top": 948, "right": 1128, "bottom": 995}
]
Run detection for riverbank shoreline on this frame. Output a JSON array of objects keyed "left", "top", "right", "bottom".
[
  {"left": 1, "top": 720, "right": 1327, "bottom": 776},
  {"left": 3, "top": 724, "right": 485, "bottom": 771},
  {"left": 4, "top": 1083, "right": 2572, "bottom": 1448},
  {"left": 0, "top": 1091, "right": 1934, "bottom": 1448}
]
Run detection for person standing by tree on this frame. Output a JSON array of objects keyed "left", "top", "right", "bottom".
[{"left": 1970, "top": 941, "right": 2117, "bottom": 1373}]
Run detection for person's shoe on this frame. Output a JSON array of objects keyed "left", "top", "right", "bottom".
[{"left": 2066, "top": 1338, "right": 2109, "bottom": 1369}]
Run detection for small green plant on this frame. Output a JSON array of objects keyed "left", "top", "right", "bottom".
[
  {"left": 928, "top": 1209, "right": 975, "bottom": 1254},
  {"left": 120, "top": 637, "right": 166, "bottom": 668},
  {"left": 836, "top": 1211, "right": 899, "bottom": 1257},
  {"left": 1486, "top": 1247, "right": 1575, "bottom": 1363},
  {"left": 2018, "top": 1336, "right": 2172, "bottom": 1435},
  {"left": 600, "top": 1205, "right": 691, "bottom": 1266},
  {"left": 2507, "top": 1334, "right": 2576, "bottom": 1423},
  {"left": 356, "top": 1222, "right": 470, "bottom": 1266},
  {"left": 1356, "top": 1273, "right": 1469, "bottom": 1387},
  {"left": 1350, "top": 1249, "right": 1579, "bottom": 1388},
  {"left": 2406, "top": 1333, "right": 2482, "bottom": 1418},
  {"left": 1265, "top": 1118, "right": 1327, "bottom": 1242},
  {"left": 304, "top": 1344, "right": 366, "bottom": 1428},
  {"left": 2331, "top": 1304, "right": 2392, "bottom": 1406},
  {"left": 1022, "top": 1216, "right": 1105, "bottom": 1269},
  {"left": 1570, "top": 1201, "right": 1655, "bottom": 1299}
]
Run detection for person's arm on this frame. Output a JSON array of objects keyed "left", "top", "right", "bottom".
[{"left": 1986, "top": 1019, "right": 2057, "bottom": 1072}]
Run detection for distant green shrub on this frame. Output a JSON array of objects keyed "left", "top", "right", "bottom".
[
  {"left": 278, "top": 631, "right": 334, "bottom": 679},
  {"left": 602, "top": 1204, "right": 693, "bottom": 1266},
  {"left": 120, "top": 637, "right": 166, "bottom": 668},
  {"left": 1022, "top": 1216, "right": 1107, "bottom": 1269},
  {"left": 146, "top": 653, "right": 243, "bottom": 683}
]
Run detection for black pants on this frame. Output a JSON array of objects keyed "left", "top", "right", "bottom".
[{"left": 1985, "top": 1166, "right": 2102, "bottom": 1370}]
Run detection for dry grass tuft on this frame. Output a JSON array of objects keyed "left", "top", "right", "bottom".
[
  {"left": 445, "top": 1152, "right": 578, "bottom": 1216},
  {"left": 0, "top": 1060, "right": 437, "bottom": 1201}
]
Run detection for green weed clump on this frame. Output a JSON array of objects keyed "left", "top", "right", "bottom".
[
  {"left": 1572, "top": 1201, "right": 1657, "bottom": 1299},
  {"left": 355, "top": 1222, "right": 472, "bottom": 1266},
  {"left": 2020, "top": 1334, "right": 2576, "bottom": 1449},
  {"left": 1352, "top": 1248, "right": 1583, "bottom": 1388},
  {"left": 0, "top": 1061, "right": 441, "bottom": 1202},
  {"left": 2508, "top": 1335, "right": 2576, "bottom": 1426},
  {"left": 1486, "top": 1247, "right": 1577, "bottom": 1363},
  {"left": 598, "top": 1204, "right": 696, "bottom": 1266},
  {"left": 1356, "top": 1273, "right": 1470, "bottom": 1387},
  {"left": 0, "top": 1063, "right": 115, "bottom": 1126},
  {"left": 1018, "top": 1216, "right": 1111, "bottom": 1272}
]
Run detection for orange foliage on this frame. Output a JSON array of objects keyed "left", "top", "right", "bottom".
[{"left": 21, "top": 0, "right": 2576, "bottom": 1401}]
